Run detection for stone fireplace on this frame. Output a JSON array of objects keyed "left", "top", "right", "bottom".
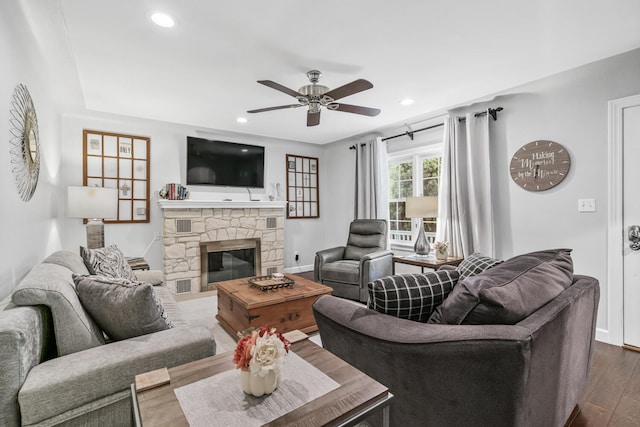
[{"left": 159, "top": 200, "right": 286, "bottom": 297}]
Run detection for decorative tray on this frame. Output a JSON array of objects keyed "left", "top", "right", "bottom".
[{"left": 247, "top": 275, "right": 295, "bottom": 291}]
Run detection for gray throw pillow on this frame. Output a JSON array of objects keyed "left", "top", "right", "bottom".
[
  {"left": 428, "top": 249, "right": 573, "bottom": 325},
  {"left": 73, "top": 274, "right": 173, "bottom": 341},
  {"left": 456, "top": 253, "right": 502, "bottom": 280},
  {"left": 368, "top": 270, "right": 460, "bottom": 322},
  {"left": 80, "top": 245, "right": 136, "bottom": 281}
]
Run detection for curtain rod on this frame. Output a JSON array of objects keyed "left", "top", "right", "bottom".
[{"left": 378, "top": 106, "right": 503, "bottom": 144}]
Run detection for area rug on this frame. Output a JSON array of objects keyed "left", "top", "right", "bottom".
[{"left": 175, "top": 294, "right": 236, "bottom": 353}]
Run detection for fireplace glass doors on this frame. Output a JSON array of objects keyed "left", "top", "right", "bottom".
[{"left": 200, "top": 239, "right": 260, "bottom": 291}]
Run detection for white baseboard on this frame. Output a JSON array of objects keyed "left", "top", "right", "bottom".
[
  {"left": 595, "top": 328, "right": 609, "bottom": 343},
  {"left": 284, "top": 264, "right": 313, "bottom": 274}
]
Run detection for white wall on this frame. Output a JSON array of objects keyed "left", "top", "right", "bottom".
[
  {"left": 324, "top": 48, "right": 640, "bottom": 336},
  {"left": 0, "top": 2, "right": 83, "bottom": 300},
  {"left": 61, "top": 112, "right": 325, "bottom": 272}
]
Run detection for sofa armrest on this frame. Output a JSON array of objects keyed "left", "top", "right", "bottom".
[
  {"left": 312, "top": 295, "right": 533, "bottom": 427},
  {"left": 0, "top": 305, "right": 55, "bottom": 427},
  {"left": 359, "top": 250, "right": 393, "bottom": 300},
  {"left": 314, "top": 246, "right": 345, "bottom": 282},
  {"left": 134, "top": 269, "right": 163, "bottom": 285},
  {"left": 18, "top": 326, "right": 216, "bottom": 426}
]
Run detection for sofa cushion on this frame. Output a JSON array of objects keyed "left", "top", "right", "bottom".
[
  {"left": 428, "top": 249, "right": 573, "bottom": 325},
  {"left": 42, "top": 250, "right": 91, "bottom": 275},
  {"left": 11, "top": 263, "right": 105, "bottom": 355},
  {"left": 80, "top": 245, "right": 136, "bottom": 281},
  {"left": 73, "top": 275, "right": 173, "bottom": 340},
  {"left": 456, "top": 253, "right": 502, "bottom": 280},
  {"left": 344, "top": 220, "right": 387, "bottom": 261},
  {"left": 18, "top": 326, "right": 216, "bottom": 426},
  {"left": 368, "top": 270, "right": 460, "bottom": 322},
  {"left": 320, "top": 260, "right": 360, "bottom": 284}
]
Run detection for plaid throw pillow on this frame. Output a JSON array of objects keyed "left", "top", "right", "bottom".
[
  {"left": 367, "top": 270, "right": 460, "bottom": 322},
  {"left": 456, "top": 253, "right": 502, "bottom": 280},
  {"left": 80, "top": 245, "right": 136, "bottom": 281}
]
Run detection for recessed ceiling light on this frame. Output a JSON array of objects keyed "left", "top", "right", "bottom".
[
  {"left": 236, "top": 117, "right": 248, "bottom": 124},
  {"left": 400, "top": 98, "right": 415, "bottom": 106},
  {"left": 151, "top": 12, "right": 175, "bottom": 28}
]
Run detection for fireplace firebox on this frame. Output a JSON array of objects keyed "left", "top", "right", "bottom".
[{"left": 200, "top": 238, "right": 260, "bottom": 292}]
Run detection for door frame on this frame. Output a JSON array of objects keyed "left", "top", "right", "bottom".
[{"left": 607, "top": 93, "right": 640, "bottom": 346}]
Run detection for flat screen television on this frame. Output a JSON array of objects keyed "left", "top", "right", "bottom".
[{"left": 186, "top": 137, "right": 265, "bottom": 188}]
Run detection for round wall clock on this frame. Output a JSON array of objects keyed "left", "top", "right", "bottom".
[
  {"left": 9, "top": 84, "right": 40, "bottom": 201},
  {"left": 510, "top": 140, "right": 570, "bottom": 191}
]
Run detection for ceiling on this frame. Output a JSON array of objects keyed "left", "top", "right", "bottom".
[{"left": 57, "top": 1, "right": 640, "bottom": 144}]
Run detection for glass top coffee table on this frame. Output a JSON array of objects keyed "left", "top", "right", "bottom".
[
  {"left": 131, "top": 337, "right": 392, "bottom": 426},
  {"left": 392, "top": 255, "right": 463, "bottom": 273}
]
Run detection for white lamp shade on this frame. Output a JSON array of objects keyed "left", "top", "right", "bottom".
[
  {"left": 405, "top": 196, "right": 438, "bottom": 218},
  {"left": 67, "top": 186, "right": 118, "bottom": 220}
]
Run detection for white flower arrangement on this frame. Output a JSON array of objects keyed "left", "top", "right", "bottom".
[
  {"left": 434, "top": 241, "right": 449, "bottom": 255},
  {"left": 249, "top": 332, "right": 288, "bottom": 377},
  {"left": 234, "top": 326, "right": 290, "bottom": 377}
]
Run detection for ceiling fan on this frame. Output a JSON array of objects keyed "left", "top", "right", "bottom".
[{"left": 247, "top": 70, "right": 381, "bottom": 127}]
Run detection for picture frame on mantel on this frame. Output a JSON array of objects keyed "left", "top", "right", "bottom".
[
  {"left": 286, "top": 154, "right": 319, "bottom": 219},
  {"left": 83, "top": 129, "right": 150, "bottom": 223}
]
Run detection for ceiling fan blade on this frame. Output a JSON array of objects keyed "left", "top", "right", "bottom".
[
  {"left": 307, "top": 110, "right": 321, "bottom": 127},
  {"left": 331, "top": 103, "right": 381, "bottom": 116},
  {"left": 324, "top": 79, "right": 373, "bottom": 101},
  {"left": 247, "top": 104, "right": 302, "bottom": 114},
  {"left": 257, "top": 80, "right": 301, "bottom": 98}
]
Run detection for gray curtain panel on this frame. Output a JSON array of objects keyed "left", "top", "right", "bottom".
[
  {"left": 354, "top": 137, "right": 389, "bottom": 221},
  {"left": 438, "top": 113, "right": 495, "bottom": 257}
]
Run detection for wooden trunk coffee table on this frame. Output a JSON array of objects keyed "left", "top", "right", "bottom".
[{"left": 216, "top": 275, "right": 332, "bottom": 338}]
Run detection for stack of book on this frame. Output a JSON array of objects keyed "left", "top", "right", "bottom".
[
  {"left": 162, "top": 183, "right": 188, "bottom": 200},
  {"left": 126, "top": 257, "right": 150, "bottom": 271}
]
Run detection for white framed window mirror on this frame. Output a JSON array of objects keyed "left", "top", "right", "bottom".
[{"left": 387, "top": 136, "right": 443, "bottom": 252}]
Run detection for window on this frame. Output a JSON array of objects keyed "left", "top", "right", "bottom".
[
  {"left": 389, "top": 160, "right": 413, "bottom": 242},
  {"left": 388, "top": 150, "right": 442, "bottom": 247}
]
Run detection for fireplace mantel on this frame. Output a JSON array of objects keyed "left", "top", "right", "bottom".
[{"left": 158, "top": 200, "right": 287, "bottom": 210}]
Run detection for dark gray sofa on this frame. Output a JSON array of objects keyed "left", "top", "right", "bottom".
[
  {"left": 313, "top": 274, "right": 599, "bottom": 427},
  {"left": 0, "top": 250, "right": 216, "bottom": 426}
]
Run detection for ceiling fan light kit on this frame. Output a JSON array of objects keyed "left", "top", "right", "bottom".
[{"left": 247, "top": 70, "right": 380, "bottom": 126}]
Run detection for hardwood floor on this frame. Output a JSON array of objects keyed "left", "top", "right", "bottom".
[{"left": 566, "top": 342, "right": 640, "bottom": 426}]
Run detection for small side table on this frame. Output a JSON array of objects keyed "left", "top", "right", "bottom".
[
  {"left": 127, "top": 257, "right": 150, "bottom": 271},
  {"left": 392, "top": 255, "right": 463, "bottom": 274}
]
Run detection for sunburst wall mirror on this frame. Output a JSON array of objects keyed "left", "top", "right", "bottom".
[{"left": 9, "top": 83, "right": 40, "bottom": 201}]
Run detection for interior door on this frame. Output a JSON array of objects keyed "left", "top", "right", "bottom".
[{"left": 623, "top": 101, "right": 640, "bottom": 348}]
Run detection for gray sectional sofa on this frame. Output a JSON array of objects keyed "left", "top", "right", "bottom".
[
  {"left": 0, "top": 250, "right": 216, "bottom": 426},
  {"left": 313, "top": 250, "right": 600, "bottom": 427}
]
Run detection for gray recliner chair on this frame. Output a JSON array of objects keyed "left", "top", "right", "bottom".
[{"left": 314, "top": 219, "right": 393, "bottom": 303}]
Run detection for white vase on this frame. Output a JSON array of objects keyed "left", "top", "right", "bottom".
[
  {"left": 240, "top": 370, "right": 278, "bottom": 397},
  {"left": 436, "top": 249, "right": 448, "bottom": 260}
]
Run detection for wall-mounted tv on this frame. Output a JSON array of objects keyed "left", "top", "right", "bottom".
[{"left": 186, "top": 137, "right": 265, "bottom": 188}]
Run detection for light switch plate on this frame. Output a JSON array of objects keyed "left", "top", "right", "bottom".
[{"left": 578, "top": 199, "right": 596, "bottom": 212}]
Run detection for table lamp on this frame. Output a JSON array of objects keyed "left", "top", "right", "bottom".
[
  {"left": 67, "top": 186, "right": 118, "bottom": 249},
  {"left": 405, "top": 196, "right": 438, "bottom": 257}
]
